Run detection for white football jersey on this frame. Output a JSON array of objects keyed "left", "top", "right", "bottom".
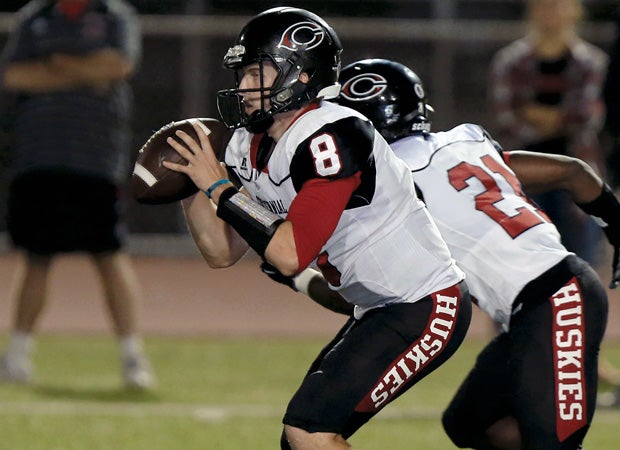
[
  {"left": 224, "top": 101, "right": 464, "bottom": 318},
  {"left": 391, "top": 123, "right": 571, "bottom": 325}
]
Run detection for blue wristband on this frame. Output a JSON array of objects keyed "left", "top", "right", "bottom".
[{"left": 205, "top": 178, "right": 230, "bottom": 199}]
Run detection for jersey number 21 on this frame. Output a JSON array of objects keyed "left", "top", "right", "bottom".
[{"left": 448, "top": 155, "right": 550, "bottom": 238}]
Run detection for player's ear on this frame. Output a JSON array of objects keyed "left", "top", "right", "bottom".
[{"left": 299, "top": 72, "right": 310, "bottom": 84}]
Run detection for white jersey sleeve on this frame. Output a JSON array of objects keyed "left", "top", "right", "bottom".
[
  {"left": 391, "top": 124, "right": 570, "bottom": 325},
  {"left": 225, "top": 102, "right": 464, "bottom": 318}
]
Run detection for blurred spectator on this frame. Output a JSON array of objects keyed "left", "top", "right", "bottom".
[
  {"left": 603, "top": 9, "right": 620, "bottom": 189},
  {"left": 490, "top": 0, "right": 609, "bottom": 266},
  {"left": 0, "top": 0, "right": 154, "bottom": 389},
  {"left": 597, "top": 8, "right": 620, "bottom": 409}
]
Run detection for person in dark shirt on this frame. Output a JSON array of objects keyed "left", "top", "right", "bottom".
[{"left": 0, "top": 0, "right": 154, "bottom": 389}]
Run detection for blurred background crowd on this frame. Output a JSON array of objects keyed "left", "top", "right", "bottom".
[{"left": 0, "top": 0, "right": 618, "bottom": 237}]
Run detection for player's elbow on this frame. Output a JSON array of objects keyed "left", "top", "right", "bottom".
[
  {"left": 564, "top": 157, "right": 591, "bottom": 179},
  {"left": 204, "top": 256, "right": 235, "bottom": 269},
  {"left": 264, "top": 222, "right": 300, "bottom": 276},
  {"left": 199, "top": 245, "right": 241, "bottom": 269},
  {"left": 193, "top": 236, "right": 243, "bottom": 269},
  {"left": 265, "top": 245, "right": 299, "bottom": 277},
  {"left": 561, "top": 157, "right": 603, "bottom": 195},
  {"left": 268, "top": 253, "right": 299, "bottom": 277}
]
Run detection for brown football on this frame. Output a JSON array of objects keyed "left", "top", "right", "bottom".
[{"left": 132, "top": 117, "right": 233, "bottom": 204}]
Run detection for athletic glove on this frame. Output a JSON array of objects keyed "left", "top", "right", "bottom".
[
  {"left": 260, "top": 262, "right": 320, "bottom": 295},
  {"left": 603, "top": 223, "right": 620, "bottom": 288},
  {"left": 577, "top": 184, "right": 620, "bottom": 289},
  {"left": 260, "top": 262, "right": 296, "bottom": 291}
]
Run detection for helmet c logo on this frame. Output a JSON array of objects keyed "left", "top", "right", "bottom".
[
  {"left": 279, "top": 21, "right": 325, "bottom": 51},
  {"left": 340, "top": 73, "right": 388, "bottom": 101}
]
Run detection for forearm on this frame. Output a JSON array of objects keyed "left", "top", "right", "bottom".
[
  {"left": 50, "top": 48, "right": 135, "bottom": 84},
  {"left": 263, "top": 264, "right": 353, "bottom": 315},
  {"left": 207, "top": 183, "right": 295, "bottom": 273},
  {"left": 2, "top": 60, "right": 83, "bottom": 92},
  {"left": 2, "top": 49, "right": 134, "bottom": 94},
  {"left": 508, "top": 150, "right": 619, "bottom": 248},
  {"left": 264, "top": 222, "right": 299, "bottom": 276},
  {"left": 561, "top": 159, "right": 604, "bottom": 203},
  {"left": 509, "top": 151, "right": 603, "bottom": 202},
  {"left": 181, "top": 193, "right": 248, "bottom": 268},
  {"left": 306, "top": 272, "right": 354, "bottom": 316}
]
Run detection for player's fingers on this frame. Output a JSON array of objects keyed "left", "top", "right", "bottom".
[
  {"left": 173, "top": 130, "right": 204, "bottom": 156},
  {"left": 161, "top": 159, "right": 188, "bottom": 173},
  {"left": 166, "top": 135, "right": 196, "bottom": 160},
  {"left": 192, "top": 120, "right": 217, "bottom": 158}
]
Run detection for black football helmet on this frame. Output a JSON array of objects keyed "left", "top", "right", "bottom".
[
  {"left": 217, "top": 7, "right": 343, "bottom": 133},
  {"left": 338, "top": 59, "right": 433, "bottom": 143}
]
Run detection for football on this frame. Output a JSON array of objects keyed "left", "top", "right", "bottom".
[{"left": 132, "top": 117, "right": 233, "bottom": 204}]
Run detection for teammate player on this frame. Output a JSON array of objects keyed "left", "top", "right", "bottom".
[
  {"left": 333, "top": 58, "right": 619, "bottom": 449},
  {"left": 162, "top": 8, "right": 472, "bottom": 450}
]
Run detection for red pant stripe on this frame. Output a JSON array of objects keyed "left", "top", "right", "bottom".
[
  {"left": 355, "top": 284, "right": 461, "bottom": 413},
  {"left": 550, "top": 277, "right": 587, "bottom": 442}
]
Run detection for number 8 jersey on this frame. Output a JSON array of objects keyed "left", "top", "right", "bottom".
[
  {"left": 391, "top": 123, "right": 570, "bottom": 326},
  {"left": 224, "top": 100, "right": 464, "bottom": 318}
]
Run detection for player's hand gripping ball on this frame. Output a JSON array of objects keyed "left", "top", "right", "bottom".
[{"left": 132, "top": 118, "right": 233, "bottom": 204}]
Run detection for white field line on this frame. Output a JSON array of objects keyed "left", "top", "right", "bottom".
[
  {"left": 0, "top": 401, "right": 618, "bottom": 424},
  {"left": 0, "top": 402, "right": 280, "bottom": 422},
  {"left": 0, "top": 401, "right": 442, "bottom": 421}
]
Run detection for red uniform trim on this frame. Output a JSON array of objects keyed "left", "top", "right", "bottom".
[
  {"left": 550, "top": 277, "right": 587, "bottom": 442},
  {"left": 502, "top": 150, "right": 512, "bottom": 165},
  {"left": 287, "top": 172, "right": 361, "bottom": 272},
  {"left": 355, "top": 284, "right": 462, "bottom": 413},
  {"left": 249, "top": 133, "right": 266, "bottom": 173},
  {"left": 290, "top": 100, "right": 321, "bottom": 128}
]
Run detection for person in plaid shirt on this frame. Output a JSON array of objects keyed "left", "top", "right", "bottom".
[{"left": 489, "top": 0, "right": 608, "bottom": 268}]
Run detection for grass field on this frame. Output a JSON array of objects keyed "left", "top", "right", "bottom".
[{"left": 0, "top": 335, "right": 619, "bottom": 449}]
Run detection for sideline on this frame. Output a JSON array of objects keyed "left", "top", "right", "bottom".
[
  {"left": 0, "top": 232, "right": 200, "bottom": 257},
  {"left": 1, "top": 400, "right": 618, "bottom": 423}
]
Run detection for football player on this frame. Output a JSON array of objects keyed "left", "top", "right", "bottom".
[
  {"left": 331, "top": 58, "right": 618, "bottom": 450},
  {"left": 162, "top": 8, "right": 472, "bottom": 450}
]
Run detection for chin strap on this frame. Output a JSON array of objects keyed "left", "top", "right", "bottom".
[{"left": 244, "top": 110, "right": 275, "bottom": 134}]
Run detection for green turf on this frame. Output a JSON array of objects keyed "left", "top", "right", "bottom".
[{"left": 0, "top": 335, "right": 618, "bottom": 449}]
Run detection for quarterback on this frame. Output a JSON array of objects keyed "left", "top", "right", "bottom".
[{"left": 163, "top": 8, "right": 472, "bottom": 450}]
